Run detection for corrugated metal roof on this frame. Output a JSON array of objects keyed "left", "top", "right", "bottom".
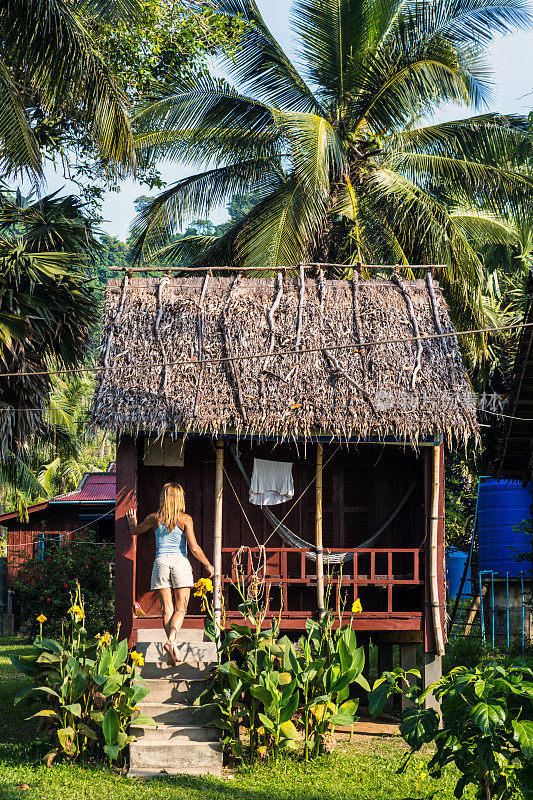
[{"left": 52, "top": 473, "right": 115, "bottom": 503}]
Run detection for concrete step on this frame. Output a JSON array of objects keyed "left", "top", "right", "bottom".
[
  {"left": 141, "top": 678, "right": 207, "bottom": 705},
  {"left": 128, "top": 766, "right": 223, "bottom": 779},
  {"left": 136, "top": 628, "right": 208, "bottom": 644},
  {"left": 138, "top": 702, "right": 216, "bottom": 726},
  {"left": 139, "top": 661, "right": 215, "bottom": 681},
  {"left": 130, "top": 723, "right": 220, "bottom": 743},
  {"left": 135, "top": 640, "right": 217, "bottom": 665},
  {"left": 129, "top": 740, "right": 223, "bottom": 774}
]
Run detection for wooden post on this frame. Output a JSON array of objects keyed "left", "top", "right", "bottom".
[
  {"left": 213, "top": 440, "right": 224, "bottom": 632},
  {"left": 429, "top": 445, "right": 445, "bottom": 656},
  {"left": 115, "top": 435, "right": 138, "bottom": 646},
  {"left": 316, "top": 442, "right": 325, "bottom": 618}
]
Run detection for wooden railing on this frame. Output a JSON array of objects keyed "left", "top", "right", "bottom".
[{"left": 221, "top": 547, "right": 424, "bottom": 629}]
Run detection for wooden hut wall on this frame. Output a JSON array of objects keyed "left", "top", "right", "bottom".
[
  {"left": 6, "top": 507, "right": 76, "bottom": 587},
  {"left": 134, "top": 436, "right": 425, "bottom": 618}
]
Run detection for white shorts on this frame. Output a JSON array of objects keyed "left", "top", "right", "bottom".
[{"left": 150, "top": 554, "right": 194, "bottom": 590}]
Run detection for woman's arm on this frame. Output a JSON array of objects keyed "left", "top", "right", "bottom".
[
  {"left": 126, "top": 509, "right": 157, "bottom": 536},
  {"left": 182, "top": 515, "right": 214, "bottom": 578}
]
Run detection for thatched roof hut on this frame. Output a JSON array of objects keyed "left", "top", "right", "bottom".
[{"left": 92, "top": 273, "right": 478, "bottom": 444}]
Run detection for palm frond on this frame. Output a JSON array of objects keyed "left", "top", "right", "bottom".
[
  {"left": 208, "top": 0, "right": 321, "bottom": 112},
  {"left": 130, "top": 160, "right": 283, "bottom": 261}
]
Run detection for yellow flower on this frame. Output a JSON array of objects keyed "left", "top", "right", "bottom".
[
  {"left": 36, "top": 614, "right": 47, "bottom": 624},
  {"left": 352, "top": 598, "right": 363, "bottom": 614},
  {"left": 130, "top": 650, "right": 144, "bottom": 667},
  {"left": 98, "top": 632, "right": 112, "bottom": 648},
  {"left": 68, "top": 604, "right": 84, "bottom": 623},
  {"left": 194, "top": 578, "right": 213, "bottom": 598}
]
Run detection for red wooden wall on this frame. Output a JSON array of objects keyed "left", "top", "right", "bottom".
[{"left": 120, "top": 436, "right": 430, "bottom": 640}]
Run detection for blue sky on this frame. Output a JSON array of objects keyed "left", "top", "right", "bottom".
[{"left": 42, "top": 0, "right": 533, "bottom": 241}]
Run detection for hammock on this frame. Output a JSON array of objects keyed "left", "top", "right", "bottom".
[{"left": 229, "top": 444, "right": 417, "bottom": 565}]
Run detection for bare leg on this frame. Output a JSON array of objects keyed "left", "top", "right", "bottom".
[
  {"left": 168, "top": 588, "right": 190, "bottom": 662},
  {"left": 158, "top": 588, "right": 176, "bottom": 665}
]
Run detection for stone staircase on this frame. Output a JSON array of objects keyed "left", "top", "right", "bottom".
[{"left": 128, "top": 628, "right": 223, "bottom": 778}]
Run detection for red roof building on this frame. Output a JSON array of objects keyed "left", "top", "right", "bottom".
[{"left": 0, "top": 467, "right": 116, "bottom": 588}]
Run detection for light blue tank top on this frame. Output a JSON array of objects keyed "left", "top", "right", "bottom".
[{"left": 155, "top": 521, "right": 187, "bottom": 558}]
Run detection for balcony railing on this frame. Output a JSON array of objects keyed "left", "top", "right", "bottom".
[{"left": 221, "top": 547, "right": 424, "bottom": 629}]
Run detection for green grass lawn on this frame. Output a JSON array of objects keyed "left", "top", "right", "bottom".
[{"left": 0, "top": 637, "right": 469, "bottom": 800}]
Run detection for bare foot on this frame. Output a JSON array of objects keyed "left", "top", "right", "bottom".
[
  {"left": 163, "top": 641, "right": 177, "bottom": 667},
  {"left": 171, "top": 640, "right": 182, "bottom": 664}
]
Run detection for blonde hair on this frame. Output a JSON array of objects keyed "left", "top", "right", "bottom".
[{"left": 158, "top": 483, "right": 185, "bottom": 531}]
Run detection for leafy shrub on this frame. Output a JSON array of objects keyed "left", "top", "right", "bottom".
[
  {"left": 199, "top": 572, "right": 368, "bottom": 763},
  {"left": 14, "top": 531, "right": 113, "bottom": 638},
  {"left": 442, "top": 634, "right": 484, "bottom": 672},
  {"left": 11, "top": 583, "right": 155, "bottom": 764},
  {"left": 369, "top": 661, "right": 533, "bottom": 800}
]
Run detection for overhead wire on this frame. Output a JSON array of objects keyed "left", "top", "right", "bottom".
[{"left": 0, "top": 320, "right": 532, "bottom": 379}]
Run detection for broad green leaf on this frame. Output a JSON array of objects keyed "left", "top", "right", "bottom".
[
  {"left": 279, "top": 720, "right": 299, "bottom": 740},
  {"left": 339, "top": 699, "right": 359, "bottom": 716},
  {"left": 28, "top": 710, "right": 61, "bottom": 721},
  {"left": 57, "top": 726, "right": 76, "bottom": 754},
  {"left": 131, "top": 714, "right": 157, "bottom": 727},
  {"left": 15, "top": 685, "right": 60, "bottom": 704},
  {"left": 63, "top": 703, "right": 82, "bottom": 718},
  {"left": 399, "top": 707, "right": 439, "bottom": 750},
  {"left": 10, "top": 656, "right": 37, "bottom": 677},
  {"left": 330, "top": 712, "right": 357, "bottom": 725},
  {"left": 104, "top": 744, "right": 120, "bottom": 760},
  {"left": 113, "top": 640, "right": 128, "bottom": 669},
  {"left": 102, "top": 707, "right": 120, "bottom": 746},
  {"left": 512, "top": 719, "right": 533, "bottom": 759},
  {"left": 257, "top": 713, "right": 275, "bottom": 733},
  {"left": 102, "top": 674, "right": 125, "bottom": 696},
  {"left": 470, "top": 702, "right": 507, "bottom": 734},
  {"left": 78, "top": 723, "right": 98, "bottom": 740}
]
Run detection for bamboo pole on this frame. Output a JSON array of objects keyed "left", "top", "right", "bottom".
[
  {"left": 213, "top": 440, "right": 224, "bottom": 632},
  {"left": 464, "top": 586, "right": 488, "bottom": 636},
  {"left": 429, "top": 445, "right": 445, "bottom": 655},
  {"left": 316, "top": 443, "right": 325, "bottom": 619}
]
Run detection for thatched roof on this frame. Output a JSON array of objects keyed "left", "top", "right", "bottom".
[{"left": 92, "top": 273, "right": 478, "bottom": 445}]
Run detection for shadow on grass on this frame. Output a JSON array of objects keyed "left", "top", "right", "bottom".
[{"left": 137, "top": 770, "right": 424, "bottom": 800}]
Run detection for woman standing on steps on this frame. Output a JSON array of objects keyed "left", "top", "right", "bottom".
[{"left": 126, "top": 482, "right": 214, "bottom": 666}]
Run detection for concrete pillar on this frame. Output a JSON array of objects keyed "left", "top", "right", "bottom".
[
  {"left": 399, "top": 643, "right": 417, "bottom": 711},
  {"left": 423, "top": 652, "right": 442, "bottom": 713}
]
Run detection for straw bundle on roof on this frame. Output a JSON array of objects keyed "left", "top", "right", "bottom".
[{"left": 92, "top": 273, "right": 478, "bottom": 445}]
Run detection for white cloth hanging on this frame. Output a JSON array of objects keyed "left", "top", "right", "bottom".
[{"left": 249, "top": 458, "right": 294, "bottom": 506}]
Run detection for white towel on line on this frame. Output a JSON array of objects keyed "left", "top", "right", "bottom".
[{"left": 249, "top": 458, "right": 294, "bottom": 506}]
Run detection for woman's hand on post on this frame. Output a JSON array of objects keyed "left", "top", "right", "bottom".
[
  {"left": 206, "top": 563, "right": 215, "bottom": 579},
  {"left": 126, "top": 509, "right": 137, "bottom": 530}
]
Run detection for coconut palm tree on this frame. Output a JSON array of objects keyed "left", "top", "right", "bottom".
[
  {"left": 0, "top": 0, "right": 137, "bottom": 182},
  {"left": 131, "top": 0, "right": 533, "bottom": 355},
  {"left": 0, "top": 190, "right": 99, "bottom": 511}
]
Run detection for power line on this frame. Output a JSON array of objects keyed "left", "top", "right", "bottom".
[{"left": 1, "top": 320, "right": 532, "bottom": 380}]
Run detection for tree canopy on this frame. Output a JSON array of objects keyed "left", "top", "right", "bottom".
[{"left": 131, "top": 0, "right": 533, "bottom": 359}]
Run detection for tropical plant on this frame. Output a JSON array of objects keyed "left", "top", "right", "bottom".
[
  {"left": 0, "top": 0, "right": 137, "bottom": 183},
  {"left": 11, "top": 584, "right": 155, "bottom": 765},
  {"left": 14, "top": 531, "right": 114, "bottom": 639},
  {"left": 198, "top": 568, "right": 368, "bottom": 763},
  {"left": 131, "top": 0, "right": 533, "bottom": 357},
  {"left": 0, "top": 189, "right": 99, "bottom": 509},
  {"left": 369, "top": 661, "right": 533, "bottom": 800}
]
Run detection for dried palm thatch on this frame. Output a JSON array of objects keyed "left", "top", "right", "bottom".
[{"left": 92, "top": 272, "right": 478, "bottom": 445}]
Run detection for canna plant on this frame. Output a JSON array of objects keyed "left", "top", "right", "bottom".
[
  {"left": 199, "top": 565, "right": 368, "bottom": 762},
  {"left": 11, "top": 582, "right": 156, "bottom": 765}
]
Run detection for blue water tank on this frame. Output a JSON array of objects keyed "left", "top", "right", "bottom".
[
  {"left": 446, "top": 548, "right": 470, "bottom": 598},
  {"left": 477, "top": 479, "right": 532, "bottom": 578}
]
